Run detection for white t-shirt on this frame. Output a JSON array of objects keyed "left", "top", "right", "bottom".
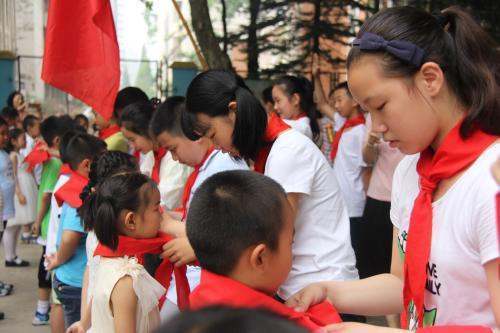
[
  {"left": 333, "top": 113, "right": 346, "bottom": 131},
  {"left": 332, "top": 124, "right": 367, "bottom": 218},
  {"left": 20, "top": 135, "right": 42, "bottom": 184},
  {"left": 391, "top": 142, "right": 500, "bottom": 330},
  {"left": 284, "top": 117, "right": 312, "bottom": 140},
  {"left": 45, "top": 174, "right": 70, "bottom": 255},
  {"left": 164, "top": 149, "right": 248, "bottom": 308},
  {"left": 140, "top": 151, "right": 192, "bottom": 210},
  {"left": 265, "top": 129, "right": 358, "bottom": 299}
]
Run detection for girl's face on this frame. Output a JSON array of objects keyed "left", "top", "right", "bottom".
[
  {"left": 28, "top": 120, "right": 41, "bottom": 138},
  {"left": 12, "top": 133, "right": 26, "bottom": 150},
  {"left": 272, "top": 85, "right": 300, "bottom": 119},
  {"left": 0, "top": 125, "right": 8, "bottom": 148},
  {"left": 348, "top": 56, "right": 439, "bottom": 154},
  {"left": 132, "top": 186, "right": 162, "bottom": 239},
  {"left": 121, "top": 127, "right": 154, "bottom": 154},
  {"left": 94, "top": 112, "right": 110, "bottom": 130},
  {"left": 13, "top": 93, "right": 25, "bottom": 111},
  {"left": 196, "top": 112, "right": 240, "bottom": 156}
]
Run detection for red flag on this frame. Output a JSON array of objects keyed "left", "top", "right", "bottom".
[{"left": 42, "top": 0, "right": 120, "bottom": 120}]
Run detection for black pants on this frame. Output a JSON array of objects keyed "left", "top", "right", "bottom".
[
  {"left": 357, "top": 196, "right": 393, "bottom": 279},
  {"left": 38, "top": 246, "right": 52, "bottom": 289}
]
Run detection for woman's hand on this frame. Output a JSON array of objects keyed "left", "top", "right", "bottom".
[
  {"left": 285, "top": 282, "right": 328, "bottom": 312},
  {"left": 161, "top": 237, "right": 196, "bottom": 267}
]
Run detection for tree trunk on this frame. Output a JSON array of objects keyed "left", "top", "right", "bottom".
[
  {"left": 221, "top": 0, "right": 228, "bottom": 53},
  {"left": 247, "top": 0, "right": 261, "bottom": 79},
  {"left": 189, "top": 0, "right": 232, "bottom": 70}
]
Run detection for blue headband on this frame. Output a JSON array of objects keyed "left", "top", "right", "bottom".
[{"left": 352, "top": 32, "right": 426, "bottom": 67}]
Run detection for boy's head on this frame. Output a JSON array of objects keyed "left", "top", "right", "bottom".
[
  {"left": 261, "top": 86, "right": 275, "bottom": 115},
  {"left": 74, "top": 114, "right": 89, "bottom": 131},
  {"left": 1, "top": 106, "right": 19, "bottom": 128},
  {"left": 22, "top": 115, "right": 41, "bottom": 138},
  {"left": 60, "top": 132, "right": 107, "bottom": 175},
  {"left": 0, "top": 117, "right": 9, "bottom": 149},
  {"left": 331, "top": 82, "right": 359, "bottom": 118},
  {"left": 151, "top": 96, "right": 210, "bottom": 166},
  {"left": 40, "top": 115, "right": 75, "bottom": 149},
  {"left": 186, "top": 170, "right": 294, "bottom": 295},
  {"left": 157, "top": 306, "right": 307, "bottom": 333}
]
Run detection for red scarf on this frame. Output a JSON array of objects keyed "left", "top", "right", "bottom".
[
  {"left": 402, "top": 122, "right": 497, "bottom": 328},
  {"left": 99, "top": 124, "right": 120, "bottom": 140},
  {"left": 254, "top": 113, "right": 291, "bottom": 174},
  {"left": 151, "top": 148, "right": 167, "bottom": 184},
  {"left": 190, "top": 270, "right": 341, "bottom": 331},
  {"left": 59, "top": 163, "right": 72, "bottom": 176},
  {"left": 178, "top": 146, "right": 215, "bottom": 221},
  {"left": 418, "top": 327, "right": 492, "bottom": 333},
  {"left": 54, "top": 171, "right": 88, "bottom": 208},
  {"left": 94, "top": 232, "right": 191, "bottom": 310},
  {"left": 329, "top": 113, "right": 365, "bottom": 161},
  {"left": 24, "top": 141, "right": 51, "bottom": 172}
]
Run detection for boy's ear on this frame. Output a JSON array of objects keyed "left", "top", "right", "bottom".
[
  {"left": 53, "top": 136, "right": 61, "bottom": 147},
  {"left": 123, "top": 211, "right": 136, "bottom": 231},
  {"left": 249, "top": 244, "right": 268, "bottom": 271},
  {"left": 80, "top": 158, "right": 92, "bottom": 173}
]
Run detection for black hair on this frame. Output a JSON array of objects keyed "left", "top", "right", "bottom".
[
  {"left": 60, "top": 132, "right": 106, "bottom": 170},
  {"left": 6, "top": 91, "right": 22, "bottom": 108},
  {"left": 22, "top": 115, "right": 39, "bottom": 133},
  {"left": 156, "top": 306, "right": 308, "bottom": 333},
  {"left": 79, "top": 151, "right": 138, "bottom": 231},
  {"left": 121, "top": 101, "right": 155, "bottom": 138},
  {"left": 347, "top": 6, "right": 500, "bottom": 138},
  {"left": 274, "top": 75, "right": 320, "bottom": 141},
  {"left": 150, "top": 96, "right": 186, "bottom": 139},
  {"left": 332, "top": 81, "right": 352, "bottom": 97},
  {"left": 1, "top": 106, "right": 19, "bottom": 122},
  {"left": 0, "top": 116, "right": 7, "bottom": 128},
  {"left": 5, "top": 128, "right": 24, "bottom": 154},
  {"left": 81, "top": 172, "right": 156, "bottom": 250},
  {"left": 261, "top": 86, "right": 274, "bottom": 105},
  {"left": 40, "top": 115, "right": 77, "bottom": 148},
  {"left": 113, "top": 87, "right": 149, "bottom": 120},
  {"left": 184, "top": 70, "right": 268, "bottom": 160},
  {"left": 74, "top": 114, "right": 89, "bottom": 126},
  {"left": 186, "top": 170, "right": 287, "bottom": 275}
]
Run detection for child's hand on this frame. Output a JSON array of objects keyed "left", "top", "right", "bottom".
[
  {"left": 161, "top": 237, "right": 196, "bottom": 267},
  {"left": 45, "top": 253, "right": 59, "bottom": 271},
  {"left": 285, "top": 282, "right": 328, "bottom": 312},
  {"left": 17, "top": 192, "right": 27, "bottom": 206},
  {"left": 367, "top": 132, "right": 381, "bottom": 147},
  {"left": 31, "top": 221, "right": 41, "bottom": 236},
  {"left": 160, "top": 212, "right": 186, "bottom": 238},
  {"left": 321, "top": 322, "right": 407, "bottom": 333},
  {"left": 66, "top": 321, "right": 86, "bottom": 333}
]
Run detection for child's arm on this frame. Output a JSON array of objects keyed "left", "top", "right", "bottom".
[
  {"left": 80, "top": 266, "right": 91, "bottom": 327},
  {"left": 46, "top": 230, "right": 82, "bottom": 270},
  {"left": 10, "top": 153, "right": 26, "bottom": 205},
  {"left": 161, "top": 237, "right": 196, "bottom": 267},
  {"left": 32, "top": 192, "right": 51, "bottom": 236},
  {"left": 312, "top": 54, "right": 335, "bottom": 120},
  {"left": 111, "top": 276, "right": 137, "bottom": 333},
  {"left": 160, "top": 212, "right": 186, "bottom": 238}
]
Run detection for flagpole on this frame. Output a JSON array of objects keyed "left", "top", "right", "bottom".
[{"left": 171, "top": 0, "right": 209, "bottom": 71}]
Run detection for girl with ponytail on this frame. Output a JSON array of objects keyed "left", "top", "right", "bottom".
[{"left": 286, "top": 6, "right": 499, "bottom": 332}]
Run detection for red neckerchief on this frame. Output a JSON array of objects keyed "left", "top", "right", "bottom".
[
  {"left": 133, "top": 149, "right": 141, "bottom": 162},
  {"left": 329, "top": 113, "right": 365, "bottom": 161},
  {"left": 54, "top": 170, "right": 88, "bottom": 208},
  {"left": 254, "top": 113, "right": 291, "bottom": 174},
  {"left": 151, "top": 148, "right": 167, "bottom": 184},
  {"left": 402, "top": 121, "right": 497, "bottom": 329},
  {"left": 290, "top": 112, "right": 307, "bottom": 120},
  {"left": 99, "top": 124, "right": 120, "bottom": 140},
  {"left": 24, "top": 141, "right": 51, "bottom": 172},
  {"left": 59, "top": 163, "right": 72, "bottom": 176},
  {"left": 178, "top": 146, "right": 215, "bottom": 221},
  {"left": 417, "top": 327, "right": 493, "bottom": 332},
  {"left": 190, "top": 270, "right": 341, "bottom": 331},
  {"left": 93, "top": 232, "right": 190, "bottom": 310}
]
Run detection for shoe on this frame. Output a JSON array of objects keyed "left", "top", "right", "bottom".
[
  {"left": 0, "top": 288, "right": 10, "bottom": 297},
  {"left": 0, "top": 311, "right": 4, "bottom": 320},
  {"left": 5, "top": 257, "right": 29, "bottom": 267},
  {"left": 0, "top": 281, "right": 13, "bottom": 292},
  {"left": 32, "top": 311, "right": 49, "bottom": 326}
]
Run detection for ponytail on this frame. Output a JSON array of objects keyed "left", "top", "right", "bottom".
[
  {"left": 94, "top": 197, "right": 120, "bottom": 250},
  {"left": 347, "top": 6, "right": 499, "bottom": 138}
]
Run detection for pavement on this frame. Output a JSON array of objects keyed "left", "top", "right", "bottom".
[{"left": 0, "top": 241, "right": 49, "bottom": 333}]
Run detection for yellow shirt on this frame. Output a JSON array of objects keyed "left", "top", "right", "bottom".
[{"left": 104, "top": 131, "right": 128, "bottom": 153}]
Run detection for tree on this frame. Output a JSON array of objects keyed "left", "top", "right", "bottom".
[{"left": 135, "top": 47, "right": 156, "bottom": 97}]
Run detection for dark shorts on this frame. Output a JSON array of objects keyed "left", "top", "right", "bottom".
[
  {"left": 53, "top": 275, "right": 81, "bottom": 328},
  {"left": 38, "top": 246, "right": 52, "bottom": 289}
]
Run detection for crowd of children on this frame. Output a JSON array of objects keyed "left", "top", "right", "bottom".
[{"left": 0, "top": 4, "right": 498, "bottom": 333}]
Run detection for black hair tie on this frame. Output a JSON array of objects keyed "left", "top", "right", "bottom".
[{"left": 433, "top": 12, "right": 448, "bottom": 29}]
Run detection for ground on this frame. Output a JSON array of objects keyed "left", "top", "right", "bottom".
[{"left": 0, "top": 241, "right": 49, "bottom": 333}]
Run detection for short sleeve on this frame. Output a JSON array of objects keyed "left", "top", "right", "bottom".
[
  {"left": 265, "top": 139, "right": 315, "bottom": 195},
  {"left": 390, "top": 160, "right": 404, "bottom": 230},
  {"left": 40, "top": 159, "right": 62, "bottom": 194},
  {"left": 159, "top": 154, "right": 192, "bottom": 209},
  {"left": 61, "top": 204, "right": 85, "bottom": 233}
]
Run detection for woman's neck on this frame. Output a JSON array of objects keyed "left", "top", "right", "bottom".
[{"left": 430, "top": 99, "right": 466, "bottom": 152}]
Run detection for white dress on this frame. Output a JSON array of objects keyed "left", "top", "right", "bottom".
[
  {"left": 88, "top": 256, "right": 165, "bottom": 333},
  {"left": 10, "top": 152, "right": 37, "bottom": 225}
]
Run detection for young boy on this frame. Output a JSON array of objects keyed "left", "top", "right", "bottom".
[
  {"left": 329, "top": 82, "right": 368, "bottom": 270},
  {"left": 186, "top": 170, "right": 341, "bottom": 331},
  {"left": 150, "top": 96, "right": 248, "bottom": 318},
  {"left": 95, "top": 86, "right": 148, "bottom": 153},
  {"left": 0, "top": 106, "right": 19, "bottom": 129},
  {"left": 45, "top": 133, "right": 106, "bottom": 328}
]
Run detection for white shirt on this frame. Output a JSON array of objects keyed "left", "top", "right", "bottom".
[
  {"left": 391, "top": 142, "right": 500, "bottom": 330},
  {"left": 140, "top": 151, "right": 192, "bottom": 210},
  {"left": 265, "top": 129, "right": 358, "bottom": 299},
  {"left": 333, "top": 113, "right": 346, "bottom": 131},
  {"left": 332, "top": 124, "right": 367, "bottom": 218},
  {"left": 45, "top": 174, "right": 70, "bottom": 256},
  {"left": 20, "top": 135, "right": 42, "bottom": 184},
  {"left": 164, "top": 149, "right": 248, "bottom": 309},
  {"left": 284, "top": 117, "right": 313, "bottom": 140}
]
